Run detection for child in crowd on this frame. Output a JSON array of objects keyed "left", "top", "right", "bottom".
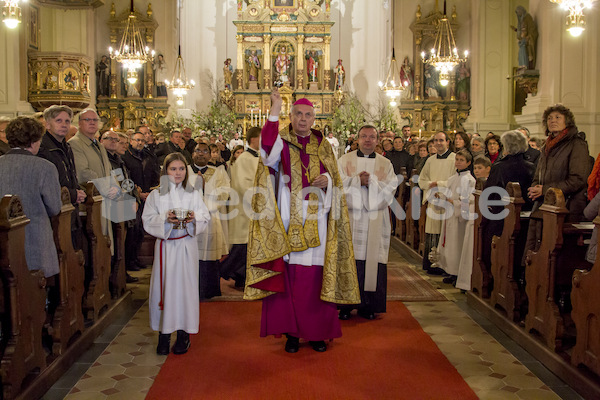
[
  {"left": 142, "top": 153, "right": 210, "bottom": 356},
  {"left": 473, "top": 156, "right": 491, "bottom": 180},
  {"left": 437, "top": 149, "right": 476, "bottom": 289}
]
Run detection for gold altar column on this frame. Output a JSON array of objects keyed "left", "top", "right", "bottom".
[
  {"left": 263, "top": 34, "right": 271, "bottom": 90},
  {"left": 236, "top": 34, "right": 244, "bottom": 89},
  {"left": 323, "top": 36, "right": 331, "bottom": 90},
  {"left": 297, "top": 34, "right": 304, "bottom": 89}
]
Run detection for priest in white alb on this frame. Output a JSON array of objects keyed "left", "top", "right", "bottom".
[
  {"left": 337, "top": 125, "right": 398, "bottom": 320},
  {"left": 188, "top": 142, "right": 230, "bottom": 299}
]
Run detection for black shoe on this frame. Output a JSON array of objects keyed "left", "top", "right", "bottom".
[
  {"left": 134, "top": 260, "right": 147, "bottom": 269},
  {"left": 285, "top": 334, "right": 299, "bottom": 353},
  {"left": 338, "top": 310, "right": 352, "bottom": 320},
  {"left": 126, "top": 273, "right": 139, "bottom": 283},
  {"left": 157, "top": 333, "right": 170, "bottom": 355},
  {"left": 126, "top": 264, "right": 140, "bottom": 271},
  {"left": 427, "top": 267, "right": 445, "bottom": 276},
  {"left": 172, "top": 330, "right": 190, "bottom": 355},
  {"left": 358, "top": 310, "right": 376, "bottom": 320},
  {"left": 442, "top": 275, "right": 457, "bottom": 285},
  {"left": 309, "top": 341, "right": 327, "bottom": 352}
]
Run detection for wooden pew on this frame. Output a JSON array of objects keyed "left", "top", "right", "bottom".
[
  {"left": 489, "top": 182, "right": 525, "bottom": 321},
  {"left": 525, "top": 188, "right": 591, "bottom": 351},
  {"left": 417, "top": 199, "right": 427, "bottom": 257},
  {"left": 110, "top": 221, "right": 127, "bottom": 299},
  {"left": 50, "top": 188, "right": 85, "bottom": 355},
  {"left": 571, "top": 213, "right": 600, "bottom": 376},
  {"left": 405, "top": 169, "right": 420, "bottom": 251},
  {"left": 0, "top": 195, "right": 47, "bottom": 400},
  {"left": 394, "top": 167, "right": 408, "bottom": 240},
  {"left": 82, "top": 182, "right": 111, "bottom": 321},
  {"left": 471, "top": 178, "right": 491, "bottom": 298}
]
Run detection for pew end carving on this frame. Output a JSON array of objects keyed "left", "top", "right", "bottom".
[
  {"left": 525, "top": 188, "right": 568, "bottom": 351},
  {"left": 82, "top": 183, "right": 111, "bottom": 321},
  {"left": 0, "top": 195, "right": 47, "bottom": 400},
  {"left": 471, "top": 178, "right": 491, "bottom": 298},
  {"left": 571, "top": 213, "right": 600, "bottom": 375},
  {"left": 50, "top": 187, "right": 85, "bottom": 355},
  {"left": 490, "top": 182, "right": 526, "bottom": 321},
  {"left": 405, "top": 169, "right": 420, "bottom": 250},
  {"left": 110, "top": 222, "right": 127, "bottom": 299}
]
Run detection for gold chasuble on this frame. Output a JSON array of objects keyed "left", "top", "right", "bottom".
[{"left": 244, "top": 126, "right": 360, "bottom": 305}]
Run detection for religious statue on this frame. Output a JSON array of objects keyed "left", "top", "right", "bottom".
[
  {"left": 223, "top": 58, "right": 233, "bottom": 90},
  {"left": 274, "top": 46, "right": 291, "bottom": 83},
  {"left": 153, "top": 54, "right": 168, "bottom": 97},
  {"left": 334, "top": 59, "right": 345, "bottom": 90},
  {"left": 456, "top": 62, "right": 470, "bottom": 101},
  {"left": 96, "top": 55, "right": 110, "bottom": 96},
  {"left": 512, "top": 6, "right": 538, "bottom": 71},
  {"left": 424, "top": 64, "right": 440, "bottom": 99},
  {"left": 247, "top": 50, "right": 261, "bottom": 83},
  {"left": 400, "top": 56, "right": 413, "bottom": 98},
  {"left": 64, "top": 71, "right": 76, "bottom": 90},
  {"left": 44, "top": 70, "right": 57, "bottom": 89},
  {"left": 306, "top": 50, "right": 319, "bottom": 82}
]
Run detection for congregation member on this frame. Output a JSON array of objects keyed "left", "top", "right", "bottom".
[
  {"left": 485, "top": 134, "right": 502, "bottom": 164},
  {"left": 326, "top": 131, "right": 340, "bottom": 157},
  {"left": 100, "top": 130, "right": 139, "bottom": 284},
  {"left": 217, "top": 140, "right": 231, "bottom": 162},
  {"left": 338, "top": 125, "right": 398, "bottom": 320},
  {"left": 226, "top": 144, "right": 244, "bottom": 170},
  {"left": 0, "top": 116, "right": 62, "bottom": 317},
  {"left": 188, "top": 142, "right": 230, "bottom": 299},
  {"left": 437, "top": 149, "right": 476, "bottom": 289},
  {"left": 386, "top": 136, "right": 413, "bottom": 175},
  {"left": 525, "top": 104, "right": 591, "bottom": 258},
  {"left": 472, "top": 156, "right": 491, "bottom": 179},
  {"left": 0, "top": 116, "right": 10, "bottom": 155},
  {"left": 245, "top": 89, "right": 360, "bottom": 354},
  {"left": 122, "top": 131, "right": 160, "bottom": 271},
  {"left": 182, "top": 126, "right": 196, "bottom": 155},
  {"left": 155, "top": 129, "right": 192, "bottom": 165},
  {"left": 221, "top": 127, "right": 260, "bottom": 287},
  {"left": 413, "top": 141, "right": 430, "bottom": 174},
  {"left": 208, "top": 143, "right": 227, "bottom": 168},
  {"left": 418, "top": 131, "right": 456, "bottom": 275},
  {"left": 453, "top": 132, "right": 470, "bottom": 153},
  {"left": 138, "top": 125, "right": 157, "bottom": 154},
  {"left": 481, "top": 130, "right": 535, "bottom": 278},
  {"left": 228, "top": 131, "right": 244, "bottom": 150},
  {"left": 142, "top": 153, "right": 210, "bottom": 356},
  {"left": 516, "top": 126, "right": 541, "bottom": 165},
  {"left": 39, "top": 105, "right": 87, "bottom": 249},
  {"left": 401, "top": 125, "right": 411, "bottom": 140},
  {"left": 470, "top": 136, "right": 486, "bottom": 159},
  {"left": 528, "top": 136, "right": 544, "bottom": 150}
]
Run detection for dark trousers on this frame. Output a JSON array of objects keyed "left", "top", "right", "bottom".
[
  {"left": 422, "top": 233, "right": 440, "bottom": 270},
  {"left": 199, "top": 260, "right": 222, "bottom": 299},
  {"left": 125, "top": 221, "right": 144, "bottom": 267},
  {"left": 219, "top": 244, "right": 247, "bottom": 286},
  {"left": 340, "top": 260, "right": 387, "bottom": 314}
]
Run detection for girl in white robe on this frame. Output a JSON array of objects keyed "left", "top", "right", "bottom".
[
  {"left": 438, "top": 150, "right": 476, "bottom": 290},
  {"left": 142, "top": 153, "right": 210, "bottom": 355}
]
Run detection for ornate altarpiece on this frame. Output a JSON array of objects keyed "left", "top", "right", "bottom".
[
  {"left": 399, "top": 3, "right": 471, "bottom": 136},
  {"left": 95, "top": 3, "right": 169, "bottom": 130},
  {"left": 225, "top": 0, "right": 339, "bottom": 133}
]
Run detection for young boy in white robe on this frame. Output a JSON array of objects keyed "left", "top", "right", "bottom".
[
  {"left": 437, "top": 149, "right": 476, "bottom": 289},
  {"left": 142, "top": 153, "right": 210, "bottom": 355}
]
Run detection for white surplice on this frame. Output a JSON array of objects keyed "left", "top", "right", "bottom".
[
  {"left": 418, "top": 152, "right": 457, "bottom": 234},
  {"left": 338, "top": 151, "right": 398, "bottom": 290},
  {"left": 437, "top": 170, "right": 476, "bottom": 290},
  {"left": 188, "top": 165, "right": 230, "bottom": 261},
  {"left": 142, "top": 182, "right": 209, "bottom": 334}
]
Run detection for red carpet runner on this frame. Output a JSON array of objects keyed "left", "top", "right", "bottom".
[{"left": 147, "top": 301, "right": 477, "bottom": 400}]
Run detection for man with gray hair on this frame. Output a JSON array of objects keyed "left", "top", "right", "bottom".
[
  {"left": 0, "top": 116, "right": 10, "bottom": 155},
  {"left": 39, "top": 105, "right": 87, "bottom": 249},
  {"left": 516, "top": 126, "right": 540, "bottom": 165}
]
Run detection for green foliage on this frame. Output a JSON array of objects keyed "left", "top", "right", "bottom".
[
  {"left": 370, "top": 96, "right": 400, "bottom": 135},
  {"left": 332, "top": 92, "right": 368, "bottom": 141},
  {"left": 158, "top": 114, "right": 196, "bottom": 138},
  {"left": 193, "top": 100, "right": 237, "bottom": 140}
]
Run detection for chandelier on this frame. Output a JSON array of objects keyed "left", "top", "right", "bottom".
[
  {"left": 166, "top": 3, "right": 195, "bottom": 106},
  {"left": 378, "top": 0, "right": 404, "bottom": 106},
  {"left": 2, "top": 0, "right": 21, "bottom": 29},
  {"left": 109, "top": 0, "right": 154, "bottom": 84},
  {"left": 549, "top": 0, "right": 594, "bottom": 37},
  {"left": 421, "top": 1, "right": 468, "bottom": 87}
]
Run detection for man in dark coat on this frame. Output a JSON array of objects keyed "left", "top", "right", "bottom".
[
  {"left": 516, "top": 127, "right": 540, "bottom": 166},
  {"left": 38, "top": 105, "right": 87, "bottom": 249},
  {"left": 155, "top": 129, "right": 192, "bottom": 166}
]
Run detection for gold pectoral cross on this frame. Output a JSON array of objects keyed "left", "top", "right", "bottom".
[{"left": 303, "top": 166, "right": 310, "bottom": 182}]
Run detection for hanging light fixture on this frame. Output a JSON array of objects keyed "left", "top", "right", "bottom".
[
  {"left": 165, "top": 2, "right": 195, "bottom": 106},
  {"left": 108, "top": 0, "right": 155, "bottom": 84},
  {"left": 549, "top": 0, "right": 593, "bottom": 37},
  {"left": 421, "top": 1, "right": 468, "bottom": 87},
  {"left": 2, "top": 0, "right": 21, "bottom": 29},
  {"left": 378, "top": 0, "right": 404, "bottom": 107}
]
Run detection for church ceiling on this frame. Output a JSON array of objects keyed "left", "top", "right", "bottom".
[{"left": 36, "top": 0, "right": 104, "bottom": 9}]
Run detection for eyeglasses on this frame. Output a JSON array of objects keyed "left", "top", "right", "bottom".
[
  {"left": 132, "top": 138, "right": 145, "bottom": 142},
  {"left": 194, "top": 149, "right": 210, "bottom": 154},
  {"left": 104, "top": 137, "right": 119, "bottom": 142},
  {"left": 81, "top": 118, "right": 99, "bottom": 123}
]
